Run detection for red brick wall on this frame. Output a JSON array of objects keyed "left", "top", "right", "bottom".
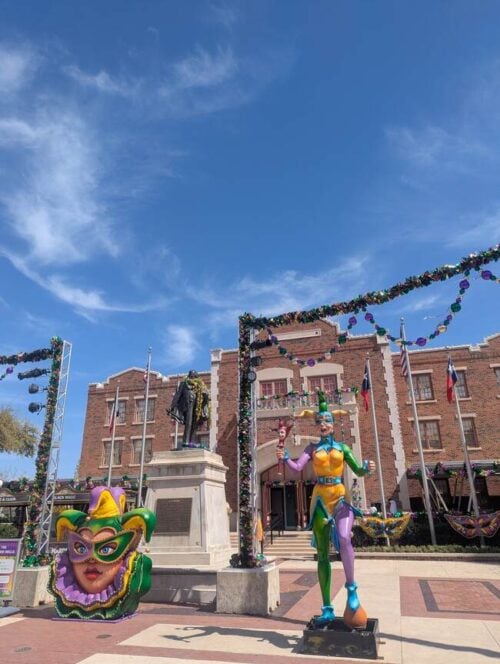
[
  {"left": 78, "top": 369, "right": 211, "bottom": 481},
  {"left": 77, "top": 327, "right": 500, "bottom": 510},
  {"left": 393, "top": 335, "right": 500, "bottom": 469}
]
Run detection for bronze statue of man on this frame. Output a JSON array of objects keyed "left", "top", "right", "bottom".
[{"left": 169, "top": 370, "right": 210, "bottom": 447}]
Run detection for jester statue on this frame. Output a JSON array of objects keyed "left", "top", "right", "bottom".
[
  {"left": 48, "top": 486, "right": 156, "bottom": 620},
  {"left": 277, "top": 392, "right": 375, "bottom": 629}
]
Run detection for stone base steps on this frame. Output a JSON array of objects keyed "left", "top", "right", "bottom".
[{"left": 231, "top": 531, "right": 314, "bottom": 560}]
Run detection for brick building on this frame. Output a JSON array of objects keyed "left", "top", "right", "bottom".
[{"left": 77, "top": 321, "right": 500, "bottom": 528}]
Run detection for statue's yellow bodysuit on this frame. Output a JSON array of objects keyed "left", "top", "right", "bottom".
[
  {"left": 310, "top": 445, "right": 345, "bottom": 515},
  {"left": 303, "top": 439, "right": 366, "bottom": 522}
]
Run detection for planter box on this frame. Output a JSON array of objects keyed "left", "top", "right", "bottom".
[
  {"left": 11, "top": 567, "right": 53, "bottom": 607},
  {"left": 216, "top": 562, "right": 279, "bottom": 616}
]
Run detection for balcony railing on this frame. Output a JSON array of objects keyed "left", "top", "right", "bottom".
[{"left": 256, "top": 391, "right": 348, "bottom": 412}]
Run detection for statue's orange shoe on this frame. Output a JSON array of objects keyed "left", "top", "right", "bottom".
[
  {"left": 343, "top": 582, "right": 367, "bottom": 629},
  {"left": 343, "top": 604, "right": 368, "bottom": 630}
]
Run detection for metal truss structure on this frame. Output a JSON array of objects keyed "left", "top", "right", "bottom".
[{"left": 37, "top": 340, "right": 72, "bottom": 556}]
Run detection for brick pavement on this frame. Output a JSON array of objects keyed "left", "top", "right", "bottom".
[{"left": 1, "top": 559, "right": 499, "bottom": 664}]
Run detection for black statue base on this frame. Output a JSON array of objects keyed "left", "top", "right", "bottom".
[{"left": 300, "top": 617, "right": 379, "bottom": 660}]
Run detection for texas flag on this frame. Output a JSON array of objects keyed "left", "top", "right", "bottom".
[
  {"left": 361, "top": 362, "right": 370, "bottom": 412},
  {"left": 447, "top": 357, "right": 458, "bottom": 403}
]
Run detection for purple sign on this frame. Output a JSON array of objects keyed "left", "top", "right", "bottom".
[{"left": 0, "top": 539, "right": 22, "bottom": 599}]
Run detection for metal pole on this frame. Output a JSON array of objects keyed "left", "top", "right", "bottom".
[
  {"left": 400, "top": 319, "right": 437, "bottom": 545},
  {"left": 173, "top": 380, "right": 180, "bottom": 450},
  {"left": 107, "top": 384, "right": 119, "bottom": 488},
  {"left": 451, "top": 363, "right": 485, "bottom": 548},
  {"left": 137, "top": 347, "right": 152, "bottom": 508},
  {"left": 366, "top": 356, "right": 390, "bottom": 547}
]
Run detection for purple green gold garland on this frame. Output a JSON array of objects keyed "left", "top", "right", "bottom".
[
  {"left": 236, "top": 246, "right": 499, "bottom": 568},
  {"left": 22, "top": 336, "right": 63, "bottom": 566}
]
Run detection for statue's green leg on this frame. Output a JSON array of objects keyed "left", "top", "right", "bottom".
[{"left": 312, "top": 507, "right": 334, "bottom": 623}]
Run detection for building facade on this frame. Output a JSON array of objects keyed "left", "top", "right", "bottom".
[{"left": 77, "top": 321, "right": 500, "bottom": 528}]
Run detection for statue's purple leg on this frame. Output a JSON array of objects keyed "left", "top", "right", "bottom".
[
  {"left": 336, "top": 502, "right": 368, "bottom": 628},
  {"left": 335, "top": 502, "right": 355, "bottom": 584}
]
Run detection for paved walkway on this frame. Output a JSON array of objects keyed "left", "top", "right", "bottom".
[{"left": 1, "top": 558, "right": 499, "bottom": 664}]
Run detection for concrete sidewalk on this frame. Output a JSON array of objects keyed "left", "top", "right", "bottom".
[{"left": 1, "top": 558, "right": 499, "bottom": 664}]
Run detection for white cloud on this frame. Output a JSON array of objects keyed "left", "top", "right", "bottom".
[
  {"left": 385, "top": 125, "right": 489, "bottom": 170},
  {"left": 188, "top": 255, "right": 371, "bottom": 336},
  {"left": 399, "top": 293, "right": 444, "bottom": 313},
  {"left": 172, "top": 46, "right": 238, "bottom": 89},
  {"left": 0, "top": 250, "right": 167, "bottom": 317},
  {"left": 63, "top": 40, "right": 293, "bottom": 120},
  {"left": 446, "top": 208, "right": 500, "bottom": 249},
  {"left": 162, "top": 325, "right": 200, "bottom": 367},
  {"left": 0, "top": 44, "right": 38, "bottom": 95},
  {"left": 208, "top": 2, "right": 239, "bottom": 30},
  {"left": 64, "top": 65, "right": 140, "bottom": 98},
  {"left": 0, "top": 109, "right": 116, "bottom": 265}
]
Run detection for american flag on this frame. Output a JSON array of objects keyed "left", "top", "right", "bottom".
[{"left": 400, "top": 322, "right": 409, "bottom": 380}]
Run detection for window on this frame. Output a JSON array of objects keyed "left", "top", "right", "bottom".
[
  {"left": 455, "top": 371, "right": 469, "bottom": 398},
  {"left": 494, "top": 367, "right": 500, "bottom": 386},
  {"left": 106, "top": 400, "right": 127, "bottom": 426},
  {"left": 308, "top": 375, "right": 338, "bottom": 403},
  {"left": 416, "top": 420, "right": 442, "bottom": 450},
  {"left": 134, "top": 398, "right": 155, "bottom": 423},
  {"left": 412, "top": 374, "right": 434, "bottom": 401},
  {"left": 131, "top": 439, "right": 153, "bottom": 464},
  {"left": 102, "top": 440, "right": 123, "bottom": 466},
  {"left": 260, "top": 379, "right": 287, "bottom": 398},
  {"left": 462, "top": 417, "right": 479, "bottom": 448}
]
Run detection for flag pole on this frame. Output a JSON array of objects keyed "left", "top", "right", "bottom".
[
  {"left": 365, "top": 355, "right": 390, "bottom": 546},
  {"left": 107, "top": 384, "right": 120, "bottom": 488},
  {"left": 450, "top": 355, "right": 485, "bottom": 548},
  {"left": 137, "top": 347, "right": 152, "bottom": 508},
  {"left": 400, "top": 319, "right": 437, "bottom": 545}
]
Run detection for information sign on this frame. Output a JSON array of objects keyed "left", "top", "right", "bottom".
[{"left": 0, "top": 539, "right": 22, "bottom": 600}]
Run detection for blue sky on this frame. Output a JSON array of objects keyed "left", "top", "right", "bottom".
[{"left": 0, "top": 1, "right": 498, "bottom": 480}]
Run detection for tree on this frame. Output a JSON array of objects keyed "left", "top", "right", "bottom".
[{"left": 0, "top": 407, "right": 38, "bottom": 456}]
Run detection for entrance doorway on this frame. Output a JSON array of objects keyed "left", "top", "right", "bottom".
[
  {"left": 269, "top": 485, "right": 297, "bottom": 529},
  {"left": 261, "top": 461, "right": 316, "bottom": 530}
]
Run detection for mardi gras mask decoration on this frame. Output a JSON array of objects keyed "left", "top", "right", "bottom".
[
  {"left": 48, "top": 486, "right": 156, "bottom": 620},
  {"left": 444, "top": 511, "right": 500, "bottom": 539}
]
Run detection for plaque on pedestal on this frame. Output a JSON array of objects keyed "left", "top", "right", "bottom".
[
  {"left": 300, "top": 618, "right": 379, "bottom": 660},
  {"left": 155, "top": 498, "right": 192, "bottom": 535}
]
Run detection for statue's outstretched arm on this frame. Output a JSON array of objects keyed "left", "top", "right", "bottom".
[
  {"left": 284, "top": 450, "right": 311, "bottom": 472},
  {"left": 342, "top": 443, "right": 371, "bottom": 477}
]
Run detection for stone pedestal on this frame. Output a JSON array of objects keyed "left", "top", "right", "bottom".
[
  {"left": 11, "top": 567, "right": 53, "bottom": 607},
  {"left": 144, "top": 449, "right": 232, "bottom": 568},
  {"left": 216, "top": 562, "right": 280, "bottom": 616}
]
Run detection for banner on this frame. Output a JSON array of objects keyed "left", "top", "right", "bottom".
[{"left": 0, "top": 539, "right": 22, "bottom": 600}]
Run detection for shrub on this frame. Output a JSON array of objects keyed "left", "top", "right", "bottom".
[{"left": 0, "top": 523, "right": 18, "bottom": 538}]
